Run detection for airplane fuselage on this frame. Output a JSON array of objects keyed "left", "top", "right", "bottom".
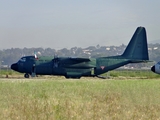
[{"left": 11, "top": 56, "right": 97, "bottom": 78}]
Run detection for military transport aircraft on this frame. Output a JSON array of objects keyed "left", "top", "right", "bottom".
[
  {"left": 151, "top": 62, "right": 160, "bottom": 74},
  {"left": 11, "top": 26, "right": 149, "bottom": 79}
]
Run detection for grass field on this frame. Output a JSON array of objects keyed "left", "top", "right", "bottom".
[{"left": 0, "top": 77, "right": 160, "bottom": 120}]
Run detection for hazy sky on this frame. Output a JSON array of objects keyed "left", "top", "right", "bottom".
[{"left": 0, "top": 0, "right": 160, "bottom": 49}]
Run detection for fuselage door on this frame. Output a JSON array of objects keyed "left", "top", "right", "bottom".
[{"left": 31, "top": 64, "right": 36, "bottom": 77}]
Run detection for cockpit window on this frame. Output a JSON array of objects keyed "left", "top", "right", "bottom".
[{"left": 19, "top": 57, "right": 26, "bottom": 62}]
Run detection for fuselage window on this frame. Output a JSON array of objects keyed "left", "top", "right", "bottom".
[{"left": 19, "top": 57, "right": 26, "bottom": 62}]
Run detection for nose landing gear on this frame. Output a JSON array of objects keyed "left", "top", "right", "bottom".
[{"left": 24, "top": 73, "right": 29, "bottom": 78}]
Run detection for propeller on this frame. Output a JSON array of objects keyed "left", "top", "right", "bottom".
[
  {"left": 34, "top": 51, "right": 42, "bottom": 59},
  {"left": 34, "top": 51, "right": 38, "bottom": 59},
  {"left": 54, "top": 53, "right": 58, "bottom": 59}
]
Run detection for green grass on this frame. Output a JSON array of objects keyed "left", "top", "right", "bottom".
[
  {"left": 0, "top": 78, "right": 160, "bottom": 120},
  {"left": 105, "top": 69, "right": 160, "bottom": 79},
  {"left": 1, "top": 69, "right": 160, "bottom": 79},
  {"left": 0, "top": 69, "right": 22, "bottom": 78}
]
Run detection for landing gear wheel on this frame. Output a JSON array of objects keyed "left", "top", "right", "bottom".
[{"left": 24, "top": 73, "right": 29, "bottom": 78}]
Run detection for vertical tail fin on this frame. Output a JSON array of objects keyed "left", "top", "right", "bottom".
[{"left": 122, "top": 27, "right": 149, "bottom": 60}]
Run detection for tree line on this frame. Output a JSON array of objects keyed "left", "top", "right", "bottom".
[{"left": 0, "top": 43, "right": 160, "bottom": 66}]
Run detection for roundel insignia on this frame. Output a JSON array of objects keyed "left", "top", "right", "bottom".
[{"left": 100, "top": 66, "right": 105, "bottom": 70}]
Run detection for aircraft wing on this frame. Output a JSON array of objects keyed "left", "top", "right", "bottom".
[{"left": 69, "top": 58, "right": 91, "bottom": 62}]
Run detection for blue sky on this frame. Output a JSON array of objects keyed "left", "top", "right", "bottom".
[{"left": 0, "top": 0, "right": 160, "bottom": 49}]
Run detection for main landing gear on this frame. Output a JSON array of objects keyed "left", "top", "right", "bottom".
[{"left": 24, "top": 73, "right": 29, "bottom": 78}]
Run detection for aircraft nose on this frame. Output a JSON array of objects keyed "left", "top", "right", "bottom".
[
  {"left": 151, "top": 65, "right": 155, "bottom": 72},
  {"left": 11, "top": 63, "right": 18, "bottom": 71}
]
